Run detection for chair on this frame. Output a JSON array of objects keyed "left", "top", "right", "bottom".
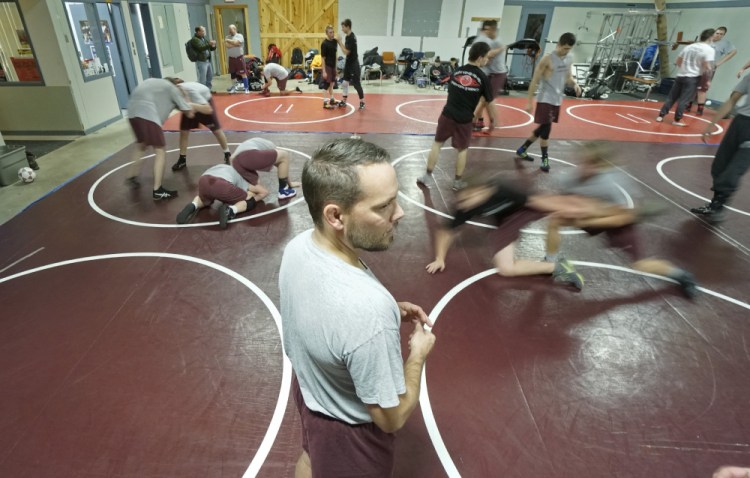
[
  {"left": 382, "top": 51, "right": 396, "bottom": 76},
  {"left": 362, "top": 64, "right": 383, "bottom": 86}
]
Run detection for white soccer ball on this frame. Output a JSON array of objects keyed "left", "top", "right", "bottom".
[{"left": 18, "top": 166, "right": 36, "bottom": 183}]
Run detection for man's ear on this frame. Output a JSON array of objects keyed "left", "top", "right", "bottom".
[{"left": 322, "top": 203, "right": 345, "bottom": 231}]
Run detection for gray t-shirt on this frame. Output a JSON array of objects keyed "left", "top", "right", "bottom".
[
  {"left": 179, "top": 81, "right": 211, "bottom": 104},
  {"left": 127, "top": 78, "right": 191, "bottom": 125},
  {"left": 226, "top": 33, "right": 244, "bottom": 58},
  {"left": 712, "top": 38, "right": 735, "bottom": 62},
  {"left": 473, "top": 33, "right": 507, "bottom": 74},
  {"left": 201, "top": 164, "right": 249, "bottom": 191},
  {"left": 733, "top": 74, "right": 750, "bottom": 118},
  {"left": 537, "top": 52, "right": 573, "bottom": 106},
  {"left": 558, "top": 168, "right": 639, "bottom": 206},
  {"left": 280, "top": 229, "right": 406, "bottom": 424},
  {"left": 231, "top": 138, "right": 276, "bottom": 160}
]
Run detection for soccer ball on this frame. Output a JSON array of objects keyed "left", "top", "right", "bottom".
[{"left": 18, "top": 166, "right": 36, "bottom": 183}]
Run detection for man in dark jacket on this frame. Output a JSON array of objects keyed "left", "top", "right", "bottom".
[{"left": 191, "top": 26, "right": 216, "bottom": 89}]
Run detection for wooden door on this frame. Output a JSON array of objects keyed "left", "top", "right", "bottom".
[{"left": 259, "top": 0, "right": 337, "bottom": 67}]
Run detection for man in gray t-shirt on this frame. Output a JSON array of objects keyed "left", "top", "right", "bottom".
[
  {"left": 691, "top": 74, "right": 750, "bottom": 223},
  {"left": 125, "top": 77, "right": 196, "bottom": 200},
  {"left": 692, "top": 26, "right": 738, "bottom": 115},
  {"left": 224, "top": 24, "right": 245, "bottom": 92},
  {"left": 280, "top": 139, "right": 435, "bottom": 477},
  {"left": 472, "top": 19, "right": 507, "bottom": 132}
]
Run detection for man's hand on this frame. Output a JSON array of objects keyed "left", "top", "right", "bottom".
[
  {"left": 397, "top": 302, "right": 433, "bottom": 328},
  {"left": 322, "top": 69, "right": 328, "bottom": 80},
  {"left": 408, "top": 320, "right": 436, "bottom": 359},
  {"left": 425, "top": 259, "right": 446, "bottom": 274},
  {"left": 574, "top": 84, "right": 582, "bottom": 97},
  {"left": 525, "top": 99, "right": 534, "bottom": 113},
  {"left": 712, "top": 466, "right": 750, "bottom": 478}
]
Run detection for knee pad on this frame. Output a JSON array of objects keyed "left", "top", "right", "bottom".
[{"left": 536, "top": 123, "right": 551, "bottom": 140}]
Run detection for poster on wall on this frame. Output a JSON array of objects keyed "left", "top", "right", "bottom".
[
  {"left": 16, "top": 29, "right": 30, "bottom": 48},
  {"left": 100, "top": 20, "right": 112, "bottom": 43},
  {"left": 80, "top": 20, "right": 92, "bottom": 44}
]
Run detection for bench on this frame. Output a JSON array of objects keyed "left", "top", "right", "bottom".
[{"left": 621, "top": 75, "right": 658, "bottom": 101}]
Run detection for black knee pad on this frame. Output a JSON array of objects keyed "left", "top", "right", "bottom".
[{"left": 535, "top": 123, "right": 551, "bottom": 140}]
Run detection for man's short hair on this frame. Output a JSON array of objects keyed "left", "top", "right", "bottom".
[
  {"left": 558, "top": 32, "right": 576, "bottom": 46},
  {"left": 165, "top": 77, "right": 184, "bottom": 85},
  {"left": 325, "top": 25, "right": 334, "bottom": 33},
  {"left": 700, "top": 28, "right": 716, "bottom": 41},
  {"left": 482, "top": 20, "right": 497, "bottom": 30},
  {"left": 468, "top": 42, "right": 490, "bottom": 62},
  {"left": 716, "top": 26, "right": 727, "bottom": 33},
  {"left": 195, "top": 26, "right": 204, "bottom": 34},
  {"left": 302, "top": 139, "right": 391, "bottom": 228},
  {"left": 341, "top": 19, "right": 352, "bottom": 28}
]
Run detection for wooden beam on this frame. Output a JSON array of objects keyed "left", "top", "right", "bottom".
[
  {"left": 655, "top": 0, "right": 670, "bottom": 78},
  {"left": 261, "top": 33, "right": 327, "bottom": 39}
]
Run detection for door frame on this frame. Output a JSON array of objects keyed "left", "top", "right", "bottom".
[
  {"left": 213, "top": 5, "right": 251, "bottom": 76},
  {"left": 510, "top": 5, "right": 554, "bottom": 79}
]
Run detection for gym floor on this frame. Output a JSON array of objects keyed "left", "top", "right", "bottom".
[{"left": 1, "top": 77, "right": 748, "bottom": 477}]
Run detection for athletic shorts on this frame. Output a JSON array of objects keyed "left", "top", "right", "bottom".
[
  {"left": 343, "top": 62, "right": 361, "bottom": 82},
  {"left": 229, "top": 56, "right": 245, "bottom": 77},
  {"left": 292, "top": 376, "right": 396, "bottom": 477},
  {"left": 321, "top": 65, "right": 337, "bottom": 87},
  {"left": 489, "top": 208, "right": 546, "bottom": 251},
  {"left": 489, "top": 73, "right": 507, "bottom": 98},
  {"left": 534, "top": 102, "right": 560, "bottom": 124},
  {"left": 197, "top": 175, "right": 247, "bottom": 206},
  {"left": 180, "top": 98, "right": 220, "bottom": 131},
  {"left": 434, "top": 113, "right": 472, "bottom": 150},
  {"left": 583, "top": 224, "right": 643, "bottom": 261},
  {"left": 697, "top": 69, "right": 715, "bottom": 91},
  {"left": 129, "top": 117, "right": 165, "bottom": 148},
  {"left": 232, "top": 149, "right": 277, "bottom": 185},
  {"left": 275, "top": 76, "right": 288, "bottom": 91}
]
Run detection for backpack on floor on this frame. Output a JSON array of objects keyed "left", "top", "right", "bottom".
[
  {"left": 291, "top": 47, "right": 304, "bottom": 66},
  {"left": 289, "top": 68, "right": 306, "bottom": 80}
]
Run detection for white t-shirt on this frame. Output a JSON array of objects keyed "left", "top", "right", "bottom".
[
  {"left": 225, "top": 33, "right": 244, "bottom": 58},
  {"left": 179, "top": 81, "right": 211, "bottom": 104},
  {"left": 678, "top": 42, "right": 715, "bottom": 77},
  {"left": 230, "top": 138, "right": 276, "bottom": 160},
  {"left": 262, "top": 63, "right": 288, "bottom": 80}
]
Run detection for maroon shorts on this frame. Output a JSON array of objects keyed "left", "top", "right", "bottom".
[
  {"left": 697, "top": 69, "right": 715, "bottom": 91},
  {"left": 534, "top": 102, "right": 561, "bottom": 124},
  {"left": 197, "top": 175, "right": 247, "bottom": 206},
  {"left": 434, "top": 113, "right": 472, "bottom": 150},
  {"left": 129, "top": 117, "right": 165, "bottom": 148},
  {"left": 583, "top": 224, "right": 643, "bottom": 261},
  {"left": 490, "top": 208, "right": 547, "bottom": 250},
  {"left": 292, "top": 376, "right": 396, "bottom": 477},
  {"left": 323, "top": 65, "right": 337, "bottom": 85},
  {"left": 228, "top": 56, "right": 245, "bottom": 77},
  {"left": 275, "top": 76, "right": 288, "bottom": 91},
  {"left": 232, "top": 149, "right": 277, "bottom": 185},
  {"left": 489, "top": 73, "right": 507, "bottom": 98},
  {"left": 180, "top": 98, "right": 221, "bottom": 131}
]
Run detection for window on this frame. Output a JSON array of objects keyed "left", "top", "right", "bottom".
[
  {"left": 0, "top": 1, "right": 43, "bottom": 84},
  {"left": 63, "top": 1, "right": 113, "bottom": 81}
]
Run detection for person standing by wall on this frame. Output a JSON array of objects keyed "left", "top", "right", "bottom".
[
  {"left": 280, "top": 139, "right": 436, "bottom": 478},
  {"left": 471, "top": 19, "right": 507, "bottom": 133},
  {"left": 336, "top": 19, "right": 365, "bottom": 110},
  {"left": 689, "top": 26, "right": 737, "bottom": 115},
  {"left": 320, "top": 25, "right": 339, "bottom": 109},
  {"left": 656, "top": 28, "right": 715, "bottom": 126},
  {"left": 224, "top": 24, "right": 245, "bottom": 93},
  {"left": 191, "top": 26, "right": 216, "bottom": 90}
]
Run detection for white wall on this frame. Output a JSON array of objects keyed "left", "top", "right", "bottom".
[
  {"left": 155, "top": 3, "right": 197, "bottom": 82},
  {"left": 341, "top": 0, "right": 505, "bottom": 63}
]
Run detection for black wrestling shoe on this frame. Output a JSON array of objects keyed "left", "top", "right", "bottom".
[
  {"left": 153, "top": 187, "right": 178, "bottom": 200},
  {"left": 176, "top": 203, "right": 198, "bottom": 224}
]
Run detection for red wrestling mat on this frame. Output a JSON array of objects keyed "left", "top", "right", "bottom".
[{"left": 163, "top": 93, "right": 730, "bottom": 143}]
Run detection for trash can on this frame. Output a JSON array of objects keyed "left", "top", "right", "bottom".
[{"left": 0, "top": 144, "right": 27, "bottom": 186}]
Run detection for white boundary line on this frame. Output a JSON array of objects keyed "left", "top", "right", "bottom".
[
  {"left": 87, "top": 144, "right": 308, "bottom": 228},
  {"left": 392, "top": 147, "right": 633, "bottom": 235},
  {"left": 616, "top": 113, "right": 639, "bottom": 124},
  {"left": 0, "top": 247, "right": 44, "bottom": 275},
  {"left": 273, "top": 104, "right": 282, "bottom": 114},
  {"left": 0, "top": 253, "right": 291, "bottom": 478},
  {"left": 224, "top": 96, "right": 355, "bottom": 125},
  {"left": 656, "top": 155, "right": 750, "bottom": 217},
  {"left": 566, "top": 104, "right": 724, "bottom": 137},
  {"left": 394, "top": 98, "right": 534, "bottom": 129},
  {"left": 420, "top": 263, "right": 750, "bottom": 477},
  {"left": 626, "top": 113, "right": 649, "bottom": 124}
]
